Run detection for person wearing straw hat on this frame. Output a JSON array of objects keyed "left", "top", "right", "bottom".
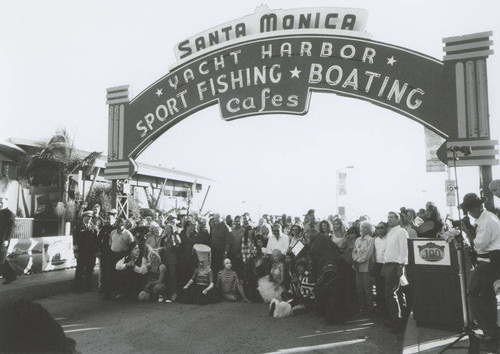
[
  {"left": 179, "top": 244, "right": 217, "bottom": 305},
  {"left": 459, "top": 193, "right": 500, "bottom": 350},
  {"left": 0, "top": 196, "right": 16, "bottom": 285}
]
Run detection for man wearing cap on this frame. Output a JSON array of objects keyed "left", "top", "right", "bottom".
[
  {"left": 460, "top": 193, "right": 500, "bottom": 348},
  {"left": 0, "top": 197, "right": 16, "bottom": 284},
  {"left": 73, "top": 210, "right": 99, "bottom": 292}
]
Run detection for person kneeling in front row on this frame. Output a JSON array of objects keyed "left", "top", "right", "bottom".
[
  {"left": 217, "top": 258, "right": 250, "bottom": 302},
  {"left": 138, "top": 249, "right": 167, "bottom": 302},
  {"left": 115, "top": 242, "right": 148, "bottom": 300}
]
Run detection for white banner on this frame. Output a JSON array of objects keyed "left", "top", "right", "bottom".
[
  {"left": 338, "top": 172, "right": 347, "bottom": 195},
  {"left": 7, "top": 236, "right": 76, "bottom": 274},
  {"left": 424, "top": 128, "right": 446, "bottom": 172}
]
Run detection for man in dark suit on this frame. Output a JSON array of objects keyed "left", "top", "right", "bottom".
[
  {"left": 0, "top": 196, "right": 16, "bottom": 284},
  {"left": 73, "top": 210, "right": 99, "bottom": 292}
]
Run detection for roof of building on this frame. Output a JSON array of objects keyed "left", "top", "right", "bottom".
[
  {"left": 135, "top": 162, "right": 215, "bottom": 183},
  {"left": 5, "top": 138, "right": 215, "bottom": 184}
]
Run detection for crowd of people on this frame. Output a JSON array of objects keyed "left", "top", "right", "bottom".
[
  {"left": 0, "top": 190, "right": 498, "bottom": 352},
  {"left": 72, "top": 201, "right": 454, "bottom": 335}
]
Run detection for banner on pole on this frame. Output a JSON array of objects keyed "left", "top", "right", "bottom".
[
  {"left": 425, "top": 128, "right": 446, "bottom": 172},
  {"left": 338, "top": 172, "right": 347, "bottom": 195},
  {"left": 445, "top": 179, "right": 456, "bottom": 206}
]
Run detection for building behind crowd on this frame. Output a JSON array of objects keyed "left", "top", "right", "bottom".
[{"left": 0, "top": 137, "right": 213, "bottom": 237}]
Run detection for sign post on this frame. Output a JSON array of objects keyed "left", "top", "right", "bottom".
[{"left": 445, "top": 179, "right": 456, "bottom": 207}]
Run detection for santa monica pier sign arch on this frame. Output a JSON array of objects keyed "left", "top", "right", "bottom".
[{"left": 105, "top": 5, "right": 497, "bottom": 202}]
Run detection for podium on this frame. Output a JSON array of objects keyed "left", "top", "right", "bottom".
[{"left": 408, "top": 238, "right": 472, "bottom": 331}]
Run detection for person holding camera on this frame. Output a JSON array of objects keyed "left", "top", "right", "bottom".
[{"left": 459, "top": 193, "right": 500, "bottom": 350}]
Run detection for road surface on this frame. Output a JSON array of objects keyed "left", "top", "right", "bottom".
[{"left": 36, "top": 292, "right": 403, "bottom": 353}]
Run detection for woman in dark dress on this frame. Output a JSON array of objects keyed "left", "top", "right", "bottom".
[
  {"left": 178, "top": 220, "right": 198, "bottom": 289},
  {"left": 159, "top": 224, "right": 181, "bottom": 301}
]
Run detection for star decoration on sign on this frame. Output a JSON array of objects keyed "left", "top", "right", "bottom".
[
  {"left": 155, "top": 88, "right": 163, "bottom": 97},
  {"left": 290, "top": 67, "right": 301, "bottom": 79},
  {"left": 387, "top": 56, "right": 397, "bottom": 66}
]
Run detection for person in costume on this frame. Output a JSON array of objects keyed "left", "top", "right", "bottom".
[
  {"left": 216, "top": 258, "right": 250, "bottom": 302},
  {"left": 257, "top": 249, "right": 285, "bottom": 302},
  {"left": 309, "top": 224, "right": 347, "bottom": 324}
]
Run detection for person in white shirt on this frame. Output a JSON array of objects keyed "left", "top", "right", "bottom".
[
  {"left": 374, "top": 222, "right": 389, "bottom": 313},
  {"left": 383, "top": 212, "right": 409, "bottom": 334},
  {"left": 459, "top": 193, "right": 500, "bottom": 349},
  {"left": 266, "top": 223, "right": 290, "bottom": 256}
]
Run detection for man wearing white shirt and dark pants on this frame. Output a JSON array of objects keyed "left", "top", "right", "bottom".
[
  {"left": 459, "top": 193, "right": 500, "bottom": 351},
  {"left": 383, "top": 212, "right": 409, "bottom": 334},
  {"left": 266, "top": 223, "right": 289, "bottom": 256}
]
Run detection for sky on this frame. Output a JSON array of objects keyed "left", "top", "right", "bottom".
[{"left": 1, "top": 0, "right": 500, "bottom": 222}]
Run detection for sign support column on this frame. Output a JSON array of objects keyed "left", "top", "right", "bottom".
[{"left": 442, "top": 32, "right": 497, "bottom": 211}]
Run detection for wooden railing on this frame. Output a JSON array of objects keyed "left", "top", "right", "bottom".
[{"left": 14, "top": 218, "right": 62, "bottom": 238}]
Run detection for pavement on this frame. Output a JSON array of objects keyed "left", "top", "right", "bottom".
[
  {"left": 0, "top": 268, "right": 96, "bottom": 305},
  {"left": 0, "top": 269, "right": 498, "bottom": 353},
  {"left": 402, "top": 296, "right": 500, "bottom": 354}
]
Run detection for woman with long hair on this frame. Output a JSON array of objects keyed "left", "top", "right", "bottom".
[
  {"left": 287, "top": 224, "right": 306, "bottom": 254},
  {"left": 318, "top": 220, "right": 333, "bottom": 239},
  {"left": 417, "top": 202, "right": 444, "bottom": 238},
  {"left": 257, "top": 249, "right": 285, "bottom": 302},
  {"left": 331, "top": 218, "right": 348, "bottom": 247},
  {"left": 115, "top": 242, "right": 148, "bottom": 300}
]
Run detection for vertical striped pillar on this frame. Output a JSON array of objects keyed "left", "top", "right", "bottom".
[
  {"left": 443, "top": 32, "right": 498, "bottom": 167},
  {"left": 443, "top": 32, "right": 493, "bottom": 139},
  {"left": 105, "top": 86, "right": 132, "bottom": 180},
  {"left": 106, "top": 85, "right": 130, "bottom": 161}
]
